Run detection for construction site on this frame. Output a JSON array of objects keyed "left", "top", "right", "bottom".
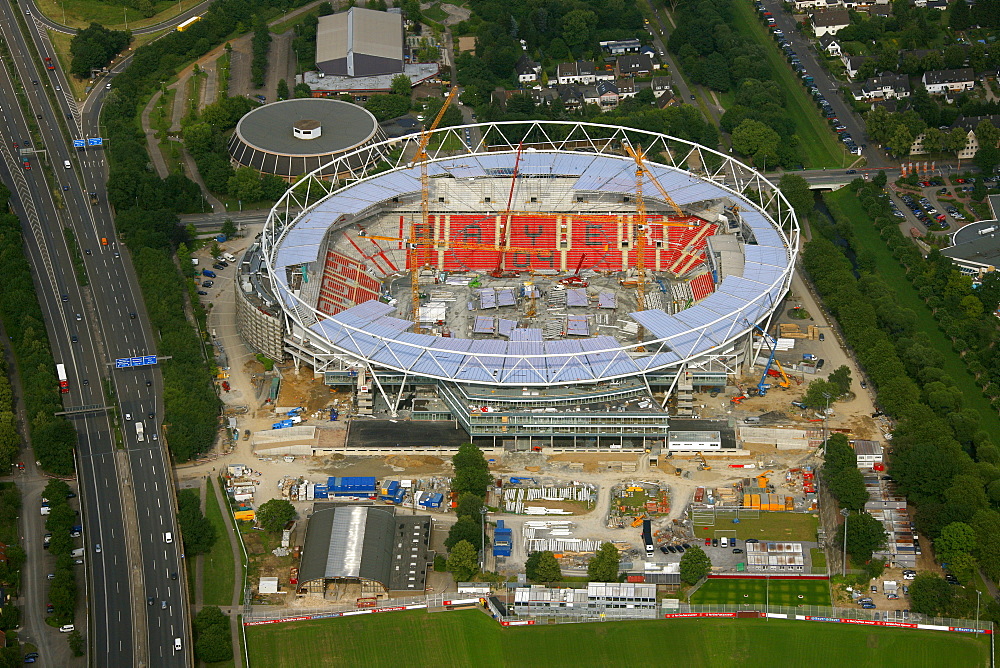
[{"left": 238, "top": 114, "right": 798, "bottom": 453}]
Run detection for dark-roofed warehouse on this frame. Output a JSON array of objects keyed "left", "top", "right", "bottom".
[
  {"left": 298, "top": 504, "right": 434, "bottom": 600},
  {"left": 227, "top": 98, "right": 385, "bottom": 180}
]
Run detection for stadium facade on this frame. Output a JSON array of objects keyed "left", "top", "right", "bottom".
[{"left": 236, "top": 121, "right": 799, "bottom": 450}]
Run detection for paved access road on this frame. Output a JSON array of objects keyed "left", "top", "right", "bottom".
[{"left": 0, "top": 3, "right": 190, "bottom": 665}]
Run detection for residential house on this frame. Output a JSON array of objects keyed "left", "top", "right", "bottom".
[
  {"left": 793, "top": 0, "right": 826, "bottom": 10},
  {"left": 556, "top": 61, "right": 596, "bottom": 85},
  {"left": 656, "top": 93, "right": 683, "bottom": 109},
  {"left": 531, "top": 88, "right": 560, "bottom": 107},
  {"left": 819, "top": 36, "right": 842, "bottom": 57},
  {"left": 594, "top": 66, "right": 615, "bottom": 82},
  {"left": 852, "top": 72, "right": 911, "bottom": 101},
  {"left": 650, "top": 76, "right": 673, "bottom": 98},
  {"left": 557, "top": 85, "right": 592, "bottom": 111},
  {"left": 616, "top": 53, "right": 655, "bottom": 78},
  {"left": 841, "top": 54, "right": 870, "bottom": 80},
  {"left": 909, "top": 116, "right": 1000, "bottom": 159},
  {"left": 927, "top": 0, "right": 948, "bottom": 9},
  {"left": 922, "top": 68, "right": 976, "bottom": 94},
  {"left": 810, "top": 9, "right": 851, "bottom": 36},
  {"left": 596, "top": 80, "right": 620, "bottom": 109},
  {"left": 599, "top": 39, "right": 641, "bottom": 55},
  {"left": 515, "top": 55, "right": 541, "bottom": 84},
  {"left": 616, "top": 78, "right": 636, "bottom": 99}
]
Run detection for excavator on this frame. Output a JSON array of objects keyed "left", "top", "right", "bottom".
[
  {"left": 765, "top": 359, "right": 793, "bottom": 389},
  {"left": 697, "top": 455, "right": 711, "bottom": 471},
  {"left": 755, "top": 470, "right": 773, "bottom": 489},
  {"left": 559, "top": 255, "right": 589, "bottom": 287}
]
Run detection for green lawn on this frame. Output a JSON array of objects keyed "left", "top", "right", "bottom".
[
  {"left": 691, "top": 577, "right": 831, "bottom": 606},
  {"left": 203, "top": 482, "right": 236, "bottom": 607},
  {"left": 824, "top": 189, "right": 1000, "bottom": 437},
  {"left": 692, "top": 512, "right": 819, "bottom": 542},
  {"left": 244, "top": 609, "right": 990, "bottom": 667},
  {"left": 728, "top": 0, "right": 846, "bottom": 169},
  {"left": 33, "top": 0, "right": 203, "bottom": 31}
]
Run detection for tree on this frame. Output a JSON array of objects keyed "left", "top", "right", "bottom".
[
  {"left": 731, "top": 119, "right": 780, "bottom": 167},
  {"left": 69, "top": 23, "right": 132, "bottom": 78},
  {"left": 587, "top": 542, "right": 621, "bottom": 582},
  {"left": 391, "top": 74, "right": 412, "bottom": 97},
  {"left": 194, "top": 606, "right": 233, "bottom": 664},
  {"left": 256, "top": 499, "right": 296, "bottom": 532},
  {"left": 828, "top": 365, "right": 852, "bottom": 396},
  {"left": 210, "top": 242, "right": 222, "bottom": 259},
  {"left": 364, "top": 94, "right": 412, "bottom": 122},
  {"left": 177, "top": 489, "right": 217, "bottom": 556},
  {"left": 525, "top": 551, "right": 562, "bottom": 583},
  {"left": 936, "top": 522, "right": 976, "bottom": 560},
  {"left": 909, "top": 572, "right": 954, "bottom": 616},
  {"left": 446, "top": 539, "right": 479, "bottom": 581},
  {"left": 227, "top": 167, "right": 263, "bottom": 203},
  {"left": 948, "top": 127, "right": 970, "bottom": 157},
  {"left": 888, "top": 124, "right": 914, "bottom": 157},
  {"left": 872, "top": 170, "right": 888, "bottom": 188},
  {"left": 68, "top": 629, "right": 84, "bottom": 657},
  {"left": 951, "top": 0, "right": 972, "bottom": 29},
  {"left": 778, "top": 174, "right": 814, "bottom": 220},
  {"left": 974, "top": 143, "right": 1000, "bottom": 178},
  {"left": 802, "top": 378, "right": 839, "bottom": 409},
  {"left": 445, "top": 515, "right": 483, "bottom": 550},
  {"left": 836, "top": 511, "right": 887, "bottom": 563},
  {"left": 455, "top": 492, "right": 485, "bottom": 522},
  {"left": 221, "top": 219, "right": 237, "bottom": 239},
  {"left": 679, "top": 545, "right": 711, "bottom": 584},
  {"left": 452, "top": 443, "right": 492, "bottom": 497},
  {"left": 276, "top": 78, "right": 289, "bottom": 100},
  {"left": 294, "top": 82, "right": 313, "bottom": 98}
]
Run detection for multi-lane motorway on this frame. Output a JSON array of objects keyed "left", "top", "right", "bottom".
[{"left": 0, "top": 2, "right": 189, "bottom": 665}]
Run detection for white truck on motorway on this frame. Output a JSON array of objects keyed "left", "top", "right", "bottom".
[{"left": 136, "top": 422, "right": 144, "bottom": 442}]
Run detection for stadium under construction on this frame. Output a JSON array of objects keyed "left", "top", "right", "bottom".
[{"left": 235, "top": 121, "right": 799, "bottom": 451}]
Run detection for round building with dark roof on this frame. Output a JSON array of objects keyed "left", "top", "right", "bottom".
[{"left": 228, "top": 98, "right": 385, "bottom": 180}]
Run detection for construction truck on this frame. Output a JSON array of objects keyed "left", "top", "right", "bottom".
[
  {"left": 697, "top": 455, "right": 711, "bottom": 471},
  {"left": 89, "top": 192, "right": 99, "bottom": 205},
  {"left": 631, "top": 515, "right": 645, "bottom": 528}
]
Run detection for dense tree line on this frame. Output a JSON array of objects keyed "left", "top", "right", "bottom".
[
  {"left": 251, "top": 17, "right": 271, "bottom": 88},
  {"left": 0, "top": 187, "right": 77, "bottom": 474},
  {"left": 822, "top": 434, "right": 868, "bottom": 511},
  {"left": 43, "top": 480, "right": 77, "bottom": 624},
  {"left": 177, "top": 489, "right": 218, "bottom": 556},
  {"left": 0, "top": 357, "right": 19, "bottom": 471},
  {"left": 668, "top": 0, "right": 806, "bottom": 167},
  {"left": 805, "top": 183, "right": 1000, "bottom": 594},
  {"left": 69, "top": 23, "right": 131, "bottom": 78},
  {"left": 182, "top": 96, "right": 288, "bottom": 201},
  {"left": 103, "top": 0, "right": 314, "bottom": 461},
  {"left": 0, "top": 484, "right": 24, "bottom": 633},
  {"left": 446, "top": 443, "right": 491, "bottom": 559}
]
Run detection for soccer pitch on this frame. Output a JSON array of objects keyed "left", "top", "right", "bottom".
[
  {"left": 691, "top": 576, "right": 831, "bottom": 607},
  {"left": 244, "top": 609, "right": 990, "bottom": 667}
]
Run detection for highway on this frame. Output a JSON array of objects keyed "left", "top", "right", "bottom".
[
  {"left": 0, "top": 3, "right": 189, "bottom": 666},
  {"left": 27, "top": 0, "right": 214, "bottom": 35}
]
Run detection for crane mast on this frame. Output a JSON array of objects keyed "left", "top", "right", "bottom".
[{"left": 412, "top": 85, "right": 459, "bottom": 333}]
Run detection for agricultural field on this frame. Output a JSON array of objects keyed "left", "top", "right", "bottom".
[
  {"left": 244, "top": 609, "right": 990, "bottom": 667},
  {"left": 690, "top": 576, "right": 831, "bottom": 607}
]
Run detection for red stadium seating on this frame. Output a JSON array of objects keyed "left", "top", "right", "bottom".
[
  {"left": 689, "top": 272, "right": 716, "bottom": 302},
  {"left": 318, "top": 251, "right": 381, "bottom": 316}
]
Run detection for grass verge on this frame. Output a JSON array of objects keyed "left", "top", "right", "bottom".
[
  {"left": 692, "top": 512, "right": 819, "bottom": 542},
  {"left": 244, "top": 609, "right": 990, "bottom": 667},
  {"left": 824, "top": 189, "right": 1000, "bottom": 436},
  {"left": 728, "top": 0, "right": 846, "bottom": 168},
  {"left": 62, "top": 227, "right": 89, "bottom": 286},
  {"left": 32, "top": 0, "right": 205, "bottom": 32},
  {"left": 203, "top": 482, "right": 236, "bottom": 607}
]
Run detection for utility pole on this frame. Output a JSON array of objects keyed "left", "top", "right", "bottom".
[{"left": 480, "top": 506, "right": 488, "bottom": 571}]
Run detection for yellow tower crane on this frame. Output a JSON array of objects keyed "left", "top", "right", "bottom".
[
  {"left": 623, "top": 143, "right": 685, "bottom": 218},
  {"left": 411, "top": 85, "right": 459, "bottom": 333}
]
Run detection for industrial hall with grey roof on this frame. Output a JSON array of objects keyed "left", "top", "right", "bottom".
[
  {"left": 298, "top": 504, "right": 434, "bottom": 599},
  {"left": 316, "top": 7, "right": 405, "bottom": 78}
]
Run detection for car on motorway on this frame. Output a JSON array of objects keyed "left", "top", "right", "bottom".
[
  {"left": 124, "top": 413, "right": 132, "bottom": 421},
  {"left": 846, "top": 169, "right": 856, "bottom": 174},
  {"left": 147, "top": 596, "right": 154, "bottom": 606},
  {"left": 147, "top": 412, "right": 154, "bottom": 419},
  {"left": 82, "top": 379, "right": 89, "bottom": 386},
  {"left": 61, "top": 294, "right": 69, "bottom": 302},
  {"left": 171, "top": 571, "right": 178, "bottom": 580},
  {"left": 74, "top": 313, "right": 81, "bottom": 321},
  {"left": 129, "top": 312, "right": 136, "bottom": 319},
  {"left": 95, "top": 544, "right": 100, "bottom": 553},
  {"left": 71, "top": 335, "right": 78, "bottom": 343},
  {"left": 146, "top": 380, "right": 152, "bottom": 387}
]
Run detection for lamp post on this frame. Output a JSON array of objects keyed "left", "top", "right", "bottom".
[
  {"left": 840, "top": 508, "right": 850, "bottom": 577},
  {"left": 977, "top": 589, "right": 982, "bottom": 630}
]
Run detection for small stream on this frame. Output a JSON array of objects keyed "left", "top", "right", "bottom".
[{"left": 812, "top": 192, "right": 860, "bottom": 277}]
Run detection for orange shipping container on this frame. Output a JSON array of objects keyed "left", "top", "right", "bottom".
[{"left": 234, "top": 510, "right": 255, "bottom": 521}]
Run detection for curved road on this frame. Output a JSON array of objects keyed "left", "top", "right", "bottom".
[{"left": 24, "top": 0, "right": 214, "bottom": 35}]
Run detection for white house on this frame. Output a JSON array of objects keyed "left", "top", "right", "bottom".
[
  {"left": 855, "top": 72, "right": 911, "bottom": 100},
  {"left": 819, "top": 36, "right": 842, "bottom": 57},
  {"left": 841, "top": 54, "right": 869, "bottom": 80},
  {"left": 650, "top": 76, "right": 672, "bottom": 98},
  {"left": 922, "top": 68, "right": 976, "bottom": 94},
  {"left": 515, "top": 55, "right": 541, "bottom": 84},
  {"left": 810, "top": 9, "right": 851, "bottom": 36},
  {"left": 556, "top": 61, "right": 596, "bottom": 85}
]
